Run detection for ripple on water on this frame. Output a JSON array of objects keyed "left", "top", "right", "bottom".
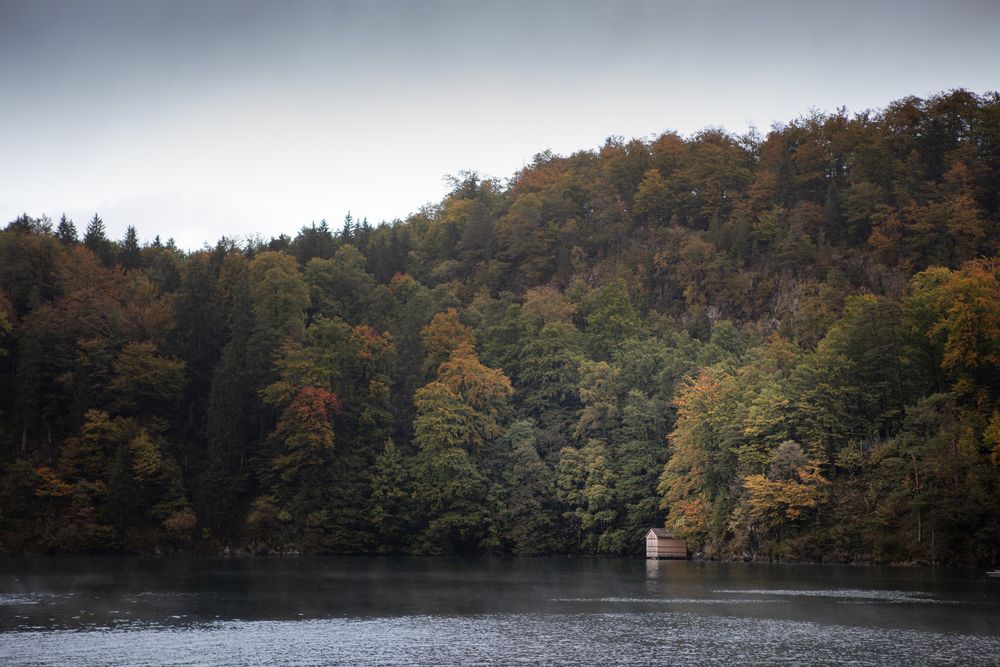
[
  {"left": 553, "top": 597, "right": 780, "bottom": 604},
  {"left": 0, "top": 595, "right": 42, "bottom": 606},
  {"left": 0, "top": 593, "right": 73, "bottom": 606},
  {"left": 713, "top": 589, "right": 941, "bottom": 603},
  {"left": 1, "top": 612, "right": 1000, "bottom": 666}
]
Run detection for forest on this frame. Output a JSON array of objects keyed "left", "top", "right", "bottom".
[{"left": 1, "top": 89, "right": 999, "bottom": 564}]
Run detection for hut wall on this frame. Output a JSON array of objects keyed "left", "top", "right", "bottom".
[{"left": 646, "top": 536, "right": 687, "bottom": 559}]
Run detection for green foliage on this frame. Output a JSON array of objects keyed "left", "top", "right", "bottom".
[
  {"left": 501, "top": 421, "right": 562, "bottom": 554},
  {"left": 2, "top": 90, "right": 1000, "bottom": 562},
  {"left": 108, "top": 342, "right": 185, "bottom": 414},
  {"left": 557, "top": 440, "right": 618, "bottom": 553},
  {"left": 370, "top": 440, "right": 411, "bottom": 550}
]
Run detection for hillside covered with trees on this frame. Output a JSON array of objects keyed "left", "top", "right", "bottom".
[{"left": 2, "top": 90, "right": 1000, "bottom": 564}]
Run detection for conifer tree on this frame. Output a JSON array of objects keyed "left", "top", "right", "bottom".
[
  {"left": 56, "top": 214, "right": 78, "bottom": 244},
  {"left": 83, "top": 214, "right": 114, "bottom": 265}
]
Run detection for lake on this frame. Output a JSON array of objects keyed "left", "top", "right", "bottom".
[{"left": 1, "top": 557, "right": 998, "bottom": 665}]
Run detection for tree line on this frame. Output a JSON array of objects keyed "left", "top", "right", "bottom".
[{"left": 1, "top": 89, "right": 999, "bottom": 563}]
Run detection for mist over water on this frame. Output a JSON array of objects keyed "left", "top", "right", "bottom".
[{"left": 1, "top": 557, "right": 998, "bottom": 665}]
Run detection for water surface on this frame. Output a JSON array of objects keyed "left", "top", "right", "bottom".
[{"left": 1, "top": 557, "right": 998, "bottom": 665}]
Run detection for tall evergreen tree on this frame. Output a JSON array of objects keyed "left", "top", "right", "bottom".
[
  {"left": 119, "top": 225, "right": 142, "bottom": 270},
  {"left": 83, "top": 214, "right": 114, "bottom": 265},
  {"left": 56, "top": 214, "right": 78, "bottom": 244}
]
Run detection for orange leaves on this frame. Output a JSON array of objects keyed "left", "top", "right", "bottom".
[
  {"left": 28, "top": 245, "right": 175, "bottom": 347},
  {"left": 271, "top": 386, "right": 342, "bottom": 482},
  {"left": 672, "top": 370, "right": 726, "bottom": 423},
  {"left": 388, "top": 272, "right": 419, "bottom": 295},
  {"left": 867, "top": 213, "right": 904, "bottom": 260},
  {"left": 425, "top": 308, "right": 512, "bottom": 421},
  {"left": 660, "top": 370, "right": 731, "bottom": 544},
  {"left": 161, "top": 507, "right": 197, "bottom": 542},
  {"left": 415, "top": 347, "right": 513, "bottom": 452},
  {"left": 436, "top": 350, "right": 513, "bottom": 414},
  {"left": 910, "top": 259, "right": 1000, "bottom": 400},
  {"left": 935, "top": 259, "right": 1000, "bottom": 371},
  {"left": 352, "top": 324, "right": 393, "bottom": 363},
  {"left": 421, "top": 308, "right": 474, "bottom": 372},
  {"left": 741, "top": 461, "right": 829, "bottom": 531},
  {"left": 414, "top": 308, "right": 513, "bottom": 453},
  {"left": 666, "top": 497, "right": 710, "bottom": 538},
  {"left": 287, "top": 386, "right": 341, "bottom": 422},
  {"left": 263, "top": 316, "right": 393, "bottom": 411},
  {"left": 34, "top": 466, "right": 73, "bottom": 498}
]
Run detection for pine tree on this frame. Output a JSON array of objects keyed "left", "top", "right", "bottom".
[
  {"left": 56, "top": 214, "right": 78, "bottom": 244},
  {"left": 119, "top": 225, "right": 142, "bottom": 270},
  {"left": 83, "top": 214, "right": 114, "bottom": 265},
  {"left": 341, "top": 212, "right": 354, "bottom": 243}
]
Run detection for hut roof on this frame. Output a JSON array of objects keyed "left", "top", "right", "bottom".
[{"left": 647, "top": 528, "right": 675, "bottom": 539}]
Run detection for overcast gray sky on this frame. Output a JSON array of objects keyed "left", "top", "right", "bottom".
[{"left": 1, "top": 0, "right": 998, "bottom": 249}]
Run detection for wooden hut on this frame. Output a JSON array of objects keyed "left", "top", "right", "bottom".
[{"left": 645, "top": 528, "right": 688, "bottom": 559}]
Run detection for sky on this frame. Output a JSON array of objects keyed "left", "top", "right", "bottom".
[{"left": 1, "top": 0, "right": 998, "bottom": 250}]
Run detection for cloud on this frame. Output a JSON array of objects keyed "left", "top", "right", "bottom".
[{"left": 2, "top": 0, "right": 998, "bottom": 247}]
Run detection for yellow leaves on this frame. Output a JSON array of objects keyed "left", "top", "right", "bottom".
[
  {"left": 935, "top": 259, "right": 1000, "bottom": 370},
  {"left": 246, "top": 495, "right": 286, "bottom": 536},
  {"left": 673, "top": 370, "right": 723, "bottom": 422},
  {"left": 741, "top": 461, "right": 829, "bottom": 531},
  {"left": 260, "top": 379, "right": 296, "bottom": 408},
  {"left": 421, "top": 308, "right": 475, "bottom": 373},
  {"left": 742, "top": 390, "right": 791, "bottom": 441},
  {"left": 34, "top": 466, "right": 73, "bottom": 498},
  {"left": 437, "top": 350, "right": 513, "bottom": 414},
  {"left": 414, "top": 381, "right": 485, "bottom": 452},
  {"left": 661, "top": 368, "right": 740, "bottom": 541},
  {"left": 522, "top": 286, "right": 576, "bottom": 324},
  {"left": 910, "top": 259, "right": 1000, "bottom": 398},
  {"left": 633, "top": 168, "right": 672, "bottom": 223},
  {"left": 128, "top": 431, "right": 162, "bottom": 481},
  {"left": 162, "top": 507, "right": 197, "bottom": 542},
  {"left": 426, "top": 309, "right": 512, "bottom": 414},
  {"left": 438, "top": 197, "right": 478, "bottom": 228},
  {"left": 80, "top": 409, "right": 115, "bottom": 442},
  {"left": 415, "top": 311, "right": 513, "bottom": 453}
]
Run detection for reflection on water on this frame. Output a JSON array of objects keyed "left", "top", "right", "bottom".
[{"left": 1, "top": 557, "right": 998, "bottom": 665}]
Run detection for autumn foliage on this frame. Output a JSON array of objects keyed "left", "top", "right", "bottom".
[{"left": 1, "top": 90, "right": 1000, "bottom": 562}]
